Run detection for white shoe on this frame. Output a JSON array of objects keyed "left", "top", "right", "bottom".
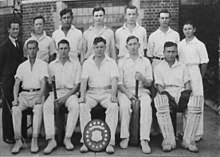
[
  {"left": 43, "top": 139, "right": 57, "bottom": 154},
  {"left": 12, "top": 139, "right": 23, "bottom": 154},
  {"left": 141, "top": 140, "right": 151, "bottom": 154},
  {"left": 80, "top": 144, "right": 88, "bottom": 153},
  {"left": 64, "top": 137, "right": 74, "bottom": 151},
  {"left": 106, "top": 144, "right": 114, "bottom": 154},
  {"left": 120, "top": 138, "right": 129, "bottom": 149},
  {"left": 31, "top": 138, "right": 39, "bottom": 153}
]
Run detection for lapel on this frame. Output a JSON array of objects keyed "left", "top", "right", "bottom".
[{"left": 6, "top": 37, "right": 23, "bottom": 60}]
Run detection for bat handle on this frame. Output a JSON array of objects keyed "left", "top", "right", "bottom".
[
  {"left": 135, "top": 80, "right": 139, "bottom": 98},
  {"left": 52, "top": 76, "right": 57, "bottom": 99}
]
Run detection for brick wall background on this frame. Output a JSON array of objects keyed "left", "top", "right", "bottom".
[
  {"left": 21, "top": 1, "right": 57, "bottom": 43},
  {"left": 140, "top": 0, "right": 179, "bottom": 35},
  {"left": 20, "top": 0, "right": 179, "bottom": 42}
]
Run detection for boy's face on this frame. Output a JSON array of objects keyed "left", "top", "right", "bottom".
[
  {"left": 58, "top": 43, "right": 70, "bottom": 58},
  {"left": 164, "top": 46, "right": 177, "bottom": 62},
  {"left": 126, "top": 38, "right": 140, "bottom": 55},
  {"left": 27, "top": 43, "right": 38, "bottom": 59},
  {"left": 93, "top": 41, "right": 106, "bottom": 57},
  {"left": 61, "top": 12, "right": 73, "bottom": 28},
  {"left": 159, "top": 13, "right": 170, "bottom": 27},
  {"left": 93, "top": 10, "right": 105, "bottom": 24},
  {"left": 125, "top": 8, "right": 138, "bottom": 24},
  {"left": 183, "top": 24, "right": 195, "bottom": 38},
  {"left": 34, "top": 18, "right": 44, "bottom": 34}
]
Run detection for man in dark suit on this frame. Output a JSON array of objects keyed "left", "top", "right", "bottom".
[{"left": 0, "top": 19, "right": 23, "bottom": 144}]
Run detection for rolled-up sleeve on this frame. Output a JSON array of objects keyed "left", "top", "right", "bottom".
[
  {"left": 198, "top": 42, "right": 209, "bottom": 64},
  {"left": 154, "top": 65, "right": 163, "bottom": 87},
  {"left": 110, "top": 60, "right": 119, "bottom": 78},
  {"left": 74, "top": 62, "right": 81, "bottom": 84},
  {"left": 81, "top": 62, "right": 89, "bottom": 79}
]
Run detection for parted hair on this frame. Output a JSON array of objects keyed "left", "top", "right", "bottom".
[
  {"left": 93, "top": 7, "right": 105, "bottom": 15},
  {"left": 26, "top": 40, "right": 38, "bottom": 48},
  {"left": 183, "top": 20, "right": 196, "bottom": 28},
  {"left": 124, "top": 4, "right": 138, "bottom": 14},
  {"left": 158, "top": 9, "right": 171, "bottom": 18},
  {"left": 60, "top": 8, "right": 73, "bottom": 17},
  {"left": 33, "top": 15, "right": 45, "bottom": 24},
  {"left": 7, "top": 19, "right": 20, "bottom": 29},
  {"left": 126, "top": 35, "right": 139, "bottom": 44},
  {"left": 164, "top": 41, "right": 177, "bottom": 50},
  {"left": 93, "top": 37, "right": 106, "bottom": 45},
  {"left": 58, "top": 39, "right": 70, "bottom": 47}
]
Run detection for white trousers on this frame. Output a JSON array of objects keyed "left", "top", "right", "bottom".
[
  {"left": 118, "top": 91, "right": 152, "bottom": 141},
  {"left": 43, "top": 90, "right": 79, "bottom": 139},
  {"left": 80, "top": 89, "right": 118, "bottom": 146},
  {"left": 12, "top": 92, "right": 43, "bottom": 139}
]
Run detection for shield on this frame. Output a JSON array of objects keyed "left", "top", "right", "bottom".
[{"left": 83, "top": 119, "right": 111, "bottom": 152}]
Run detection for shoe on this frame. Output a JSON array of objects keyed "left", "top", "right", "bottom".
[
  {"left": 31, "top": 138, "right": 39, "bottom": 153},
  {"left": 120, "top": 138, "right": 129, "bottom": 149},
  {"left": 182, "top": 141, "right": 199, "bottom": 153},
  {"left": 106, "top": 144, "right": 114, "bottom": 154},
  {"left": 80, "top": 144, "right": 88, "bottom": 153},
  {"left": 43, "top": 139, "right": 57, "bottom": 154},
  {"left": 162, "top": 143, "right": 172, "bottom": 152},
  {"left": 141, "top": 140, "right": 151, "bottom": 154},
  {"left": 11, "top": 139, "right": 23, "bottom": 154},
  {"left": 4, "top": 138, "right": 15, "bottom": 144},
  {"left": 64, "top": 137, "right": 74, "bottom": 151},
  {"left": 195, "top": 135, "right": 203, "bottom": 142}
]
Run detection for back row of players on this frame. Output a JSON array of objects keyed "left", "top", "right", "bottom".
[{"left": 1, "top": 4, "right": 209, "bottom": 155}]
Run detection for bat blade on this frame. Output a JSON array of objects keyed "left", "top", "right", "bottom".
[{"left": 129, "top": 99, "right": 140, "bottom": 146}]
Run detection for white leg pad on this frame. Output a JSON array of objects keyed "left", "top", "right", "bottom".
[
  {"left": 183, "top": 96, "right": 203, "bottom": 144},
  {"left": 154, "top": 94, "right": 176, "bottom": 147}
]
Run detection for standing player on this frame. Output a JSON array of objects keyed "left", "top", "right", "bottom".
[
  {"left": 115, "top": 5, "right": 147, "bottom": 60},
  {"left": 178, "top": 21, "right": 209, "bottom": 141}
]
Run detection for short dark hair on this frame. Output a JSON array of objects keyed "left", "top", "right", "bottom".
[
  {"left": 60, "top": 8, "right": 73, "bottom": 17},
  {"left": 124, "top": 4, "right": 138, "bottom": 14},
  {"left": 158, "top": 9, "right": 171, "bottom": 18},
  {"left": 58, "top": 39, "right": 70, "bottom": 47},
  {"left": 126, "top": 35, "right": 139, "bottom": 44},
  {"left": 7, "top": 19, "right": 20, "bottom": 29},
  {"left": 33, "top": 15, "right": 45, "bottom": 24},
  {"left": 93, "top": 37, "right": 106, "bottom": 45},
  {"left": 183, "top": 20, "right": 196, "bottom": 28},
  {"left": 93, "top": 7, "right": 105, "bottom": 15},
  {"left": 164, "top": 41, "right": 177, "bottom": 50},
  {"left": 26, "top": 40, "right": 38, "bottom": 49}
]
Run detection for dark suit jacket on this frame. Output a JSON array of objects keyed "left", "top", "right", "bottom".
[{"left": 0, "top": 37, "right": 23, "bottom": 91}]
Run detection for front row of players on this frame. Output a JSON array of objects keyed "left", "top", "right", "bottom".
[{"left": 11, "top": 36, "right": 202, "bottom": 154}]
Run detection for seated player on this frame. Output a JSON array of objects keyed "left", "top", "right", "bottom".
[
  {"left": 43, "top": 39, "right": 81, "bottom": 154},
  {"left": 154, "top": 41, "right": 203, "bottom": 153},
  {"left": 79, "top": 37, "right": 119, "bottom": 154},
  {"left": 118, "top": 36, "right": 153, "bottom": 154},
  {"left": 12, "top": 40, "right": 48, "bottom": 154}
]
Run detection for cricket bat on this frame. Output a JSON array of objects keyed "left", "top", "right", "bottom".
[
  {"left": 52, "top": 76, "right": 64, "bottom": 145},
  {"left": 129, "top": 80, "right": 140, "bottom": 146}
]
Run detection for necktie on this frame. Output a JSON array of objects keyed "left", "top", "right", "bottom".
[{"left": 15, "top": 40, "right": 20, "bottom": 50}]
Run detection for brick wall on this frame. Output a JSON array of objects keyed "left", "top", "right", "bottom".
[
  {"left": 21, "top": 1, "right": 57, "bottom": 43},
  {"left": 21, "top": 0, "right": 179, "bottom": 42},
  {"left": 140, "top": 0, "right": 179, "bottom": 35}
]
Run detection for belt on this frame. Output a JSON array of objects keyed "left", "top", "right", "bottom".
[
  {"left": 22, "top": 88, "right": 40, "bottom": 92},
  {"left": 89, "top": 85, "right": 111, "bottom": 90},
  {"left": 153, "top": 56, "right": 164, "bottom": 60},
  {"left": 164, "top": 85, "right": 180, "bottom": 88}
]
